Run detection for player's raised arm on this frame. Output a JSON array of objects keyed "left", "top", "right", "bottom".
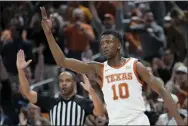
[
  {"left": 40, "top": 7, "right": 100, "bottom": 74},
  {"left": 136, "top": 61, "right": 185, "bottom": 125},
  {"left": 16, "top": 50, "right": 37, "bottom": 103}
]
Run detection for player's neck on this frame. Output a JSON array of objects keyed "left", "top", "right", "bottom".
[{"left": 107, "top": 53, "right": 123, "bottom": 67}]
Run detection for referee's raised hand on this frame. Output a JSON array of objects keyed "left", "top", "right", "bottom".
[
  {"left": 80, "top": 74, "right": 93, "bottom": 92},
  {"left": 16, "top": 49, "right": 32, "bottom": 70}
]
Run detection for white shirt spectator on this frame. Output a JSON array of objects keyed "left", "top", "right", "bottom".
[{"left": 156, "top": 94, "right": 179, "bottom": 125}]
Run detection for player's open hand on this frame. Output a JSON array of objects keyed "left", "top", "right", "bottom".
[
  {"left": 80, "top": 74, "right": 93, "bottom": 92},
  {"left": 16, "top": 49, "right": 32, "bottom": 70},
  {"left": 40, "top": 6, "right": 52, "bottom": 34}
]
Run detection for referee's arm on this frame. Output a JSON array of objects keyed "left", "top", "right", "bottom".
[
  {"left": 18, "top": 68, "right": 37, "bottom": 104},
  {"left": 18, "top": 68, "right": 55, "bottom": 111}
]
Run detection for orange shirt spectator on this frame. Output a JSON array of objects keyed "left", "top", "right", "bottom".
[
  {"left": 125, "top": 21, "right": 143, "bottom": 56},
  {"left": 64, "top": 23, "right": 95, "bottom": 52},
  {"left": 67, "top": 3, "right": 92, "bottom": 24},
  {"left": 80, "top": 5, "right": 92, "bottom": 23}
]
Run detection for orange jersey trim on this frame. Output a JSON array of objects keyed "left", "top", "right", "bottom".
[
  {"left": 133, "top": 60, "right": 144, "bottom": 85},
  {"left": 100, "top": 63, "right": 104, "bottom": 88},
  {"left": 110, "top": 58, "right": 131, "bottom": 69}
]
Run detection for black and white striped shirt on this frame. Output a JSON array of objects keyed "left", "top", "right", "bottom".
[{"left": 35, "top": 95, "right": 94, "bottom": 126}]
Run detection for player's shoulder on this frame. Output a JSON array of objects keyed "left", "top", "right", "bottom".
[
  {"left": 129, "top": 57, "right": 139, "bottom": 62},
  {"left": 129, "top": 57, "right": 145, "bottom": 66},
  {"left": 88, "top": 61, "right": 103, "bottom": 65}
]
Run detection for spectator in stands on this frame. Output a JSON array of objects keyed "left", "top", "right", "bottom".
[
  {"left": 0, "top": 106, "right": 8, "bottom": 125},
  {"left": 58, "top": 5, "right": 69, "bottom": 27},
  {"left": 173, "top": 65, "right": 188, "bottom": 106},
  {"left": 164, "top": 9, "right": 188, "bottom": 62},
  {"left": 0, "top": 55, "right": 29, "bottom": 125},
  {"left": 64, "top": 8, "right": 95, "bottom": 60},
  {"left": 125, "top": 9, "right": 144, "bottom": 58},
  {"left": 18, "top": 108, "right": 29, "bottom": 126},
  {"left": 161, "top": 49, "right": 175, "bottom": 79},
  {"left": 165, "top": 62, "right": 184, "bottom": 92},
  {"left": 81, "top": 45, "right": 93, "bottom": 62},
  {"left": 128, "top": 10, "right": 166, "bottom": 62},
  {"left": 67, "top": 1, "right": 92, "bottom": 24},
  {"left": 0, "top": 29, "right": 12, "bottom": 43},
  {"left": 0, "top": 45, "right": 44, "bottom": 125},
  {"left": 183, "top": 57, "right": 188, "bottom": 67},
  {"left": 156, "top": 94, "right": 180, "bottom": 125},
  {"left": 1, "top": 17, "right": 33, "bottom": 84}
]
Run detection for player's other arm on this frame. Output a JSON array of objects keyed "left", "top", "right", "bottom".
[
  {"left": 136, "top": 61, "right": 185, "bottom": 125},
  {"left": 81, "top": 74, "right": 105, "bottom": 116},
  {"left": 40, "top": 7, "right": 100, "bottom": 74}
]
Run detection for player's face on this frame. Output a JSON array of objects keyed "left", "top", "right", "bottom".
[
  {"left": 59, "top": 72, "right": 75, "bottom": 96},
  {"left": 100, "top": 35, "right": 120, "bottom": 59}
]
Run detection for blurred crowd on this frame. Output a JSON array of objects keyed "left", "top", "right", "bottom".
[{"left": 0, "top": 1, "right": 187, "bottom": 125}]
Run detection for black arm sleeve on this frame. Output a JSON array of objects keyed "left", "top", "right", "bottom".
[
  {"left": 84, "top": 98, "right": 94, "bottom": 116},
  {"left": 35, "top": 94, "right": 57, "bottom": 112}
]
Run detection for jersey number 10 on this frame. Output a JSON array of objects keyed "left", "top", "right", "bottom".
[{"left": 112, "top": 83, "right": 129, "bottom": 100}]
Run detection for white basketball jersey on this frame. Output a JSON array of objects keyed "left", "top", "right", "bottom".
[{"left": 101, "top": 58, "right": 146, "bottom": 125}]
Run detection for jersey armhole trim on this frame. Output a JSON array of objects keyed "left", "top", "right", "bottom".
[
  {"left": 100, "top": 64, "right": 104, "bottom": 88},
  {"left": 133, "top": 60, "right": 144, "bottom": 85}
]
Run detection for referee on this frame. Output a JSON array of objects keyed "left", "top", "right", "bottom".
[{"left": 16, "top": 50, "right": 105, "bottom": 125}]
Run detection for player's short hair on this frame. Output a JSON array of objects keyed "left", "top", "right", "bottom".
[{"left": 101, "top": 29, "right": 123, "bottom": 44}]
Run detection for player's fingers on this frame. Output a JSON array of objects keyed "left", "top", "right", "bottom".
[
  {"left": 40, "top": 7, "right": 46, "bottom": 19},
  {"left": 82, "top": 74, "right": 89, "bottom": 82},
  {"left": 40, "top": 7, "right": 44, "bottom": 17},
  {"left": 42, "top": 6, "right": 48, "bottom": 19},
  {"left": 41, "top": 20, "right": 47, "bottom": 29}
]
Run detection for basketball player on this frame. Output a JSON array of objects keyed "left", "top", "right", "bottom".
[{"left": 40, "top": 7, "right": 184, "bottom": 125}]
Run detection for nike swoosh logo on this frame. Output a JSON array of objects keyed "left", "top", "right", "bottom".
[{"left": 105, "top": 69, "right": 110, "bottom": 72}]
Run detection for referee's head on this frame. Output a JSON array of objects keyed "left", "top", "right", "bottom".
[{"left": 59, "top": 71, "right": 77, "bottom": 98}]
